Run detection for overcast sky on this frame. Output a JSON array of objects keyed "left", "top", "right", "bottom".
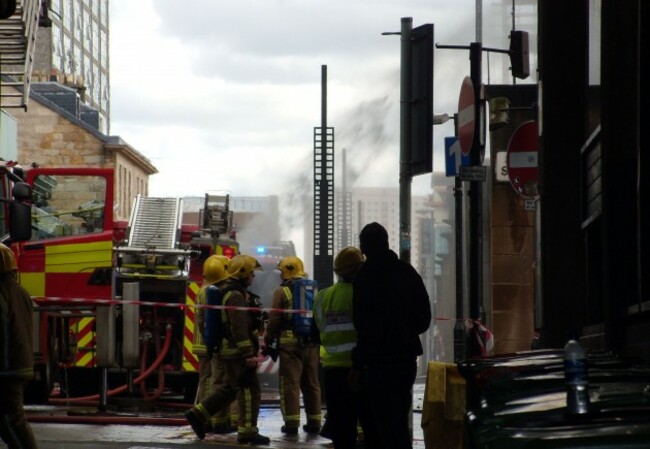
[{"left": 107, "top": 0, "right": 523, "bottom": 252}]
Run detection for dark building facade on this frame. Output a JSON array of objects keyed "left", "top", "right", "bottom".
[{"left": 537, "top": 1, "right": 649, "bottom": 358}]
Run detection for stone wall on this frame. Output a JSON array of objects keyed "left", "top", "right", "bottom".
[
  {"left": 8, "top": 90, "right": 155, "bottom": 222},
  {"left": 14, "top": 99, "right": 105, "bottom": 168},
  {"left": 490, "top": 184, "right": 535, "bottom": 353}
]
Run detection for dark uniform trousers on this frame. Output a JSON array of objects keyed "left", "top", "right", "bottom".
[
  {"left": 196, "top": 354, "right": 238, "bottom": 427},
  {"left": 194, "top": 357, "right": 261, "bottom": 433},
  {"left": 0, "top": 380, "right": 39, "bottom": 449},
  {"left": 278, "top": 344, "right": 321, "bottom": 427}
]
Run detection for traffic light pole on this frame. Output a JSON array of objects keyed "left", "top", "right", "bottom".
[
  {"left": 399, "top": 17, "right": 413, "bottom": 264},
  {"left": 437, "top": 41, "right": 485, "bottom": 358}
]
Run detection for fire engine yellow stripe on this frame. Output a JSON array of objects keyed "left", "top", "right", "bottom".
[
  {"left": 76, "top": 318, "right": 95, "bottom": 348},
  {"left": 45, "top": 241, "right": 113, "bottom": 273},
  {"left": 182, "top": 282, "right": 200, "bottom": 372},
  {"left": 182, "top": 360, "right": 195, "bottom": 371},
  {"left": 186, "top": 317, "right": 195, "bottom": 333},
  {"left": 75, "top": 351, "right": 95, "bottom": 367},
  {"left": 19, "top": 272, "right": 45, "bottom": 297}
]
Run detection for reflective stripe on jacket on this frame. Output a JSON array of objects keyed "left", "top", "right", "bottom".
[
  {"left": 217, "top": 287, "right": 256, "bottom": 360},
  {"left": 279, "top": 285, "right": 300, "bottom": 345},
  {"left": 313, "top": 282, "right": 357, "bottom": 368},
  {"left": 191, "top": 286, "right": 208, "bottom": 355},
  {"left": 266, "top": 281, "right": 300, "bottom": 346}
]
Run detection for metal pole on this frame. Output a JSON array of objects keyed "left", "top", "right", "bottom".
[
  {"left": 475, "top": 0, "right": 482, "bottom": 42},
  {"left": 400, "top": 17, "right": 413, "bottom": 264},
  {"left": 399, "top": 18, "right": 415, "bottom": 444},
  {"left": 468, "top": 42, "right": 483, "bottom": 326},
  {"left": 452, "top": 114, "right": 466, "bottom": 362},
  {"left": 99, "top": 367, "right": 108, "bottom": 412},
  {"left": 342, "top": 148, "right": 348, "bottom": 248}
]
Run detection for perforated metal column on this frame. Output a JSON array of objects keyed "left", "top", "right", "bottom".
[
  {"left": 313, "top": 126, "right": 334, "bottom": 288},
  {"left": 335, "top": 190, "right": 352, "bottom": 254}
]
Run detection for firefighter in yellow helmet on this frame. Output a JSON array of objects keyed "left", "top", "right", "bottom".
[
  {"left": 191, "top": 255, "right": 238, "bottom": 434},
  {"left": 265, "top": 255, "right": 322, "bottom": 435},
  {"left": 211, "top": 254, "right": 267, "bottom": 434},
  {"left": 186, "top": 254, "right": 270, "bottom": 445},
  {"left": 193, "top": 255, "right": 230, "bottom": 398},
  {"left": 313, "top": 247, "right": 364, "bottom": 449},
  {"left": 0, "top": 243, "right": 39, "bottom": 449}
]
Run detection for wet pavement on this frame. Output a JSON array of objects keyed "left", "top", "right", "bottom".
[{"left": 26, "top": 382, "right": 427, "bottom": 448}]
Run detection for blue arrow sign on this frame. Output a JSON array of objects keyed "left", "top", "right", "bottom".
[{"left": 445, "top": 136, "right": 470, "bottom": 177}]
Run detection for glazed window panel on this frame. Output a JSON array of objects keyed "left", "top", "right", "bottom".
[
  {"left": 31, "top": 175, "right": 107, "bottom": 239},
  {"left": 51, "top": 0, "right": 61, "bottom": 16},
  {"left": 73, "top": 1, "right": 82, "bottom": 42},
  {"left": 100, "top": 29, "right": 107, "bottom": 66}
]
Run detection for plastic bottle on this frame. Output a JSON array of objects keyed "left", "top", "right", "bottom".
[{"left": 564, "top": 339, "right": 590, "bottom": 414}]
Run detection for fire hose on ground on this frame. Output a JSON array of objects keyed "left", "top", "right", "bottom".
[
  {"left": 139, "top": 326, "right": 166, "bottom": 401},
  {"left": 31, "top": 325, "right": 191, "bottom": 425},
  {"left": 48, "top": 324, "right": 173, "bottom": 404}
]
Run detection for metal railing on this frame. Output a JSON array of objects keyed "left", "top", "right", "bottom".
[{"left": 0, "top": 0, "right": 41, "bottom": 109}]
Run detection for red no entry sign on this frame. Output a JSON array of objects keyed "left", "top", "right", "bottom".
[
  {"left": 506, "top": 120, "right": 538, "bottom": 198},
  {"left": 457, "top": 76, "right": 475, "bottom": 156}
]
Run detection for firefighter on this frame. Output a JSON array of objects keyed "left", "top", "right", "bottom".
[
  {"left": 313, "top": 247, "right": 364, "bottom": 449},
  {"left": 226, "top": 254, "right": 267, "bottom": 440},
  {"left": 186, "top": 254, "right": 270, "bottom": 445},
  {"left": 264, "top": 256, "right": 321, "bottom": 435},
  {"left": 191, "top": 255, "right": 237, "bottom": 434},
  {"left": 0, "top": 243, "right": 39, "bottom": 449}
]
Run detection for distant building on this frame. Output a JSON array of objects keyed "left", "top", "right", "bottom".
[
  {"left": 33, "top": 0, "right": 110, "bottom": 133},
  {"left": 182, "top": 194, "right": 283, "bottom": 252},
  {"left": 339, "top": 186, "right": 432, "bottom": 271}
]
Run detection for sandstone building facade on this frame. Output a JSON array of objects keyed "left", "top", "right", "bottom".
[{"left": 5, "top": 83, "right": 156, "bottom": 221}]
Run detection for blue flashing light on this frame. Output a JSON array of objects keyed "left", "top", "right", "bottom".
[{"left": 256, "top": 246, "right": 266, "bottom": 255}]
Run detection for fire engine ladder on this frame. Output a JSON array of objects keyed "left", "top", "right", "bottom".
[
  {"left": 115, "top": 195, "right": 194, "bottom": 276},
  {"left": 127, "top": 195, "right": 183, "bottom": 252},
  {"left": 201, "top": 193, "right": 232, "bottom": 236},
  {"left": 0, "top": 0, "right": 41, "bottom": 109}
]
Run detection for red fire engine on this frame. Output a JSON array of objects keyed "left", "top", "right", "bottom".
[{"left": 2, "top": 165, "right": 238, "bottom": 403}]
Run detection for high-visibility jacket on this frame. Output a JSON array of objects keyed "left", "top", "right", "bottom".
[
  {"left": 0, "top": 277, "right": 35, "bottom": 379},
  {"left": 313, "top": 281, "right": 357, "bottom": 368}
]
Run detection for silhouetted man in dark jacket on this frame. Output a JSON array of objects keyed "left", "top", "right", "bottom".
[{"left": 352, "top": 222, "right": 431, "bottom": 449}]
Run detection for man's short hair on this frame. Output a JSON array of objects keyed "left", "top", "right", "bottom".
[{"left": 359, "top": 222, "right": 389, "bottom": 256}]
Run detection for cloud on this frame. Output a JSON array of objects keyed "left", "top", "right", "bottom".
[{"left": 108, "top": 0, "right": 490, "bottom": 253}]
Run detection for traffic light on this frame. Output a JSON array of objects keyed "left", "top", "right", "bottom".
[
  {"left": 509, "top": 30, "right": 530, "bottom": 79},
  {"left": 410, "top": 23, "right": 434, "bottom": 176}
]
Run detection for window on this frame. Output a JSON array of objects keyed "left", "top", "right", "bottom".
[{"left": 31, "top": 174, "right": 106, "bottom": 239}]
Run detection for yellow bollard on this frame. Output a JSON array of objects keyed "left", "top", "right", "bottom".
[{"left": 421, "top": 362, "right": 466, "bottom": 449}]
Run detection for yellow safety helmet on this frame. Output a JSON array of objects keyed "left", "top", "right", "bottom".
[
  {"left": 0, "top": 243, "right": 17, "bottom": 273},
  {"left": 334, "top": 247, "right": 364, "bottom": 278},
  {"left": 228, "top": 254, "right": 262, "bottom": 281},
  {"left": 277, "top": 256, "right": 305, "bottom": 280},
  {"left": 202, "top": 255, "right": 230, "bottom": 285}
]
